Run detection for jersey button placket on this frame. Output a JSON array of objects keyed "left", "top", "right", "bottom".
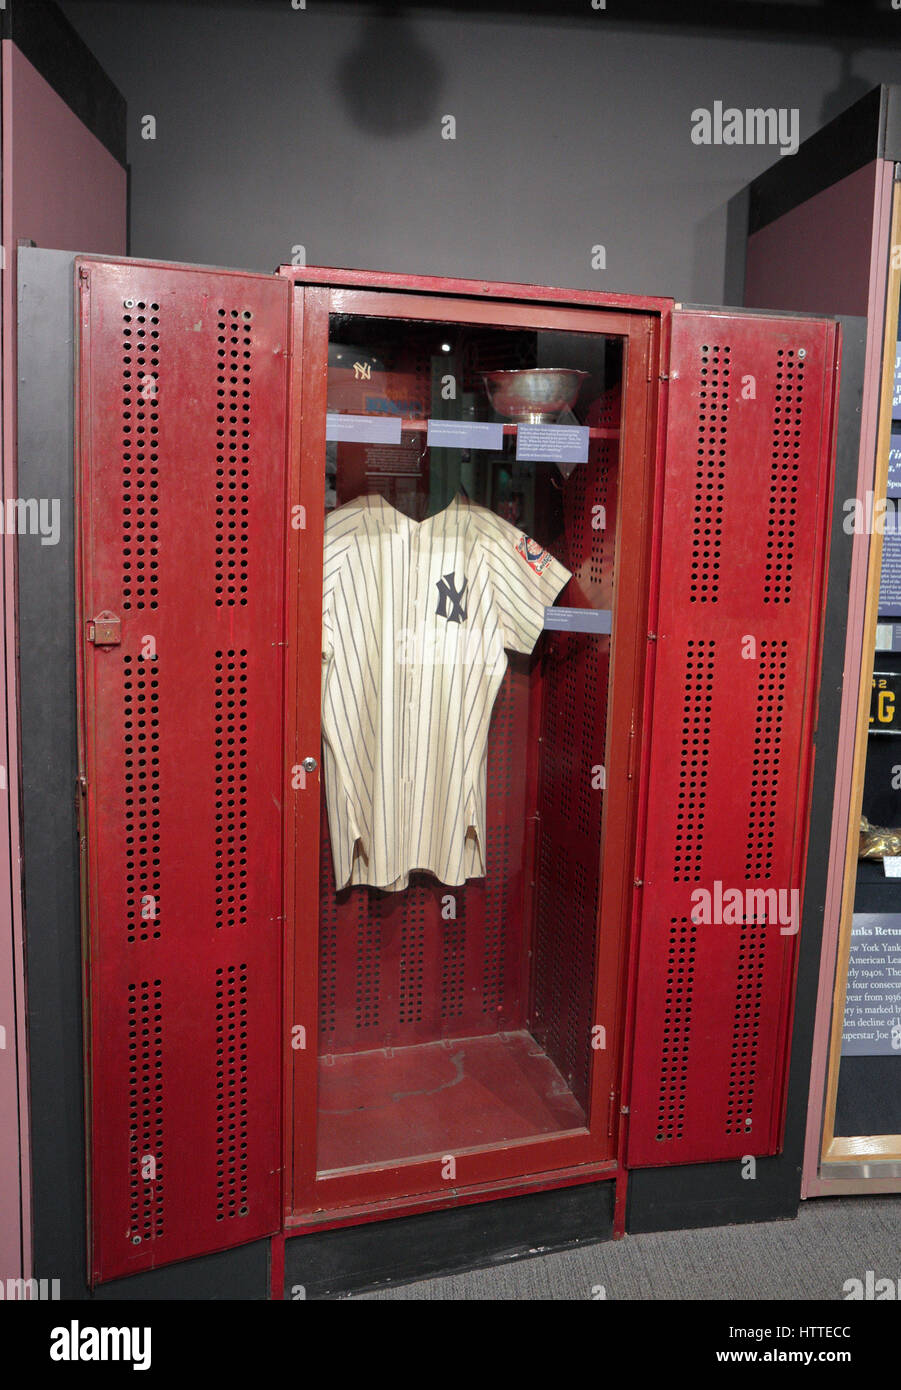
[
  {"left": 399, "top": 524, "right": 413, "bottom": 849},
  {"left": 406, "top": 529, "right": 420, "bottom": 854}
]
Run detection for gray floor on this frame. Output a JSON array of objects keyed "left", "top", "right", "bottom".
[{"left": 351, "top": 1195, "right": 901, "bottom": 1299}]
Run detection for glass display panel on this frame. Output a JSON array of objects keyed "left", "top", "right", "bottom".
[
  {"left": 316, "top": 313, "right": 624, "bottom": 1173},
  {"left": 835, "top": 413, "right": 901, "bottom": 1137}
]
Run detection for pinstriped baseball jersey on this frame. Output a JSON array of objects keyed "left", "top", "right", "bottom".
[{"left": 321, "top": 492, "right": 571, "bottom": 892}]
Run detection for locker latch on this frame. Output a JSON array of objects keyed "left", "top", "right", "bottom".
[{"left": 87, "top": 612, "right": 121, "bottom": 646}]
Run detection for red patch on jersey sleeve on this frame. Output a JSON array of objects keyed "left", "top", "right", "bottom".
[{"left": 515, "top": 534, "right": 553, "bottom": 575}]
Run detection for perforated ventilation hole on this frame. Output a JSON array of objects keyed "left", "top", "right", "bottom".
[
  {"left": 563, "top": 860, "right": 588, "bottom": 1082},
  {"left": 725, "top": 918, "right": 766, "bottom": 1135},
  {"left": 538, "top": 834, "right": 568, "bottom": 1055},
  {"left": 124, "top": 655, "right": 161, "bottom": 944},
  {"left": 673, "top": 639, "right": 715, "bottom": 883},
  {"left": 127, "top": 978, "right": 163, "bottom": 1242},
  {"left": 580, "top": 449, "right": 612, "bottom": 842},
  {"left": 577, "top": 660, "right": 599, "bottom": 837},
  {"left": 586, "top": 451, "right": 611, "bottom": 609},
  {"left": 532, "top": 830, "right": 554, "bottom": 1033},
  {"left": 318, "top": 811, "right": 338, "bottom": 1039},
  {"left": 559, "top": 654, "right": 578, "bottom": 820},
  {"left": 764, "top": 348, "right": 804, "bottom": 605},
  {"left": 746, "top": 640, "right": 787, "bottom": 879},
  {"left": 690, "top": 345, "right": 730, "bottom": 604},
  {"left": 214, "top": 649, "right": 249, "bottom": 928},
  {"left": 215, "top": 307, "right": 252, "bottom": 608},
  {"left": 540, "top": 637, "right": 588, "bottom": 825},
  {"left": 655, "top": 917, "right": 697, "bottom": 1141},
  {"left": 440, "top": 919, "right": 467, "bottom": 1022},
  {"left": 481, "top": 823, "right": 510, "bottom": 1015},
  {"left": 398, "top": 893, "right": 426, "bottom": 1025},
  {"left": 354, "top": 894, "right": 381, "bottom": 1030},
  {"left": 480, "top": 682, "right": 516, "bottom": 1018},
  {"left": 215, "top": 963, "right": 250, "bottom": 1220},
  {"left": 122, "top": 304, "right": 161, "bottom": 611}
]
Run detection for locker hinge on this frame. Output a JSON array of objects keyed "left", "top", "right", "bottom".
[
  {"left": 86, "top": 612, "right": 121, "bottom": 646},
  {"left": 607, "top": 1088, "right": 617, "bottom": 1136}
]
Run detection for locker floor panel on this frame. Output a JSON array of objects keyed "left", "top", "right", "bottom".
[{"left": 316, "top": 1029, "right": 587, "bottom": 1172}]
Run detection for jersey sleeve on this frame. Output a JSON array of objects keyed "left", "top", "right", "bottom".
[{"left": 477, "top": 510, "right": 572, "bottom": 655}]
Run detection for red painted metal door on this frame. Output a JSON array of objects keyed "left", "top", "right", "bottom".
[
  {"left": 76, "top": 259, "right": 289, "bottom": 1282},
  {"left": 626, "top": 308, "right": 839, "bottom": 1166}
]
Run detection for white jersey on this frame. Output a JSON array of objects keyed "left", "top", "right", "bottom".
[{"left": 321, "top": 492, "right": 571, "bottom": 892}]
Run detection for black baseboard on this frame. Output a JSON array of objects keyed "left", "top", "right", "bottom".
[
  {"left": 90, "top": 1241, "right": 270, "bottom": 1302},
  {"left": 284, "top": 1181, "right": 616, "bottom": 1299},
  {"left": 626, "top": 1158, "right": 799, "bottom": 1235}
]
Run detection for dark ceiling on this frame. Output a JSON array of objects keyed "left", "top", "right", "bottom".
[{"left": 57, "top": 0, "right": 901, "bottom": 46}]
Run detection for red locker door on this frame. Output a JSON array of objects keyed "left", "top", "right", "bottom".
[
  {"left": 76, "top": 259, "right": 290, "bottom": 1282},
  {"left": 627, "top": 308, "right": 839, "bottom": 1167}
]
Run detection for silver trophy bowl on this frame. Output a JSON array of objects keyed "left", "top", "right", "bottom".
[{"left": 482, "top": 368, "right": 589, "bottom": 424}]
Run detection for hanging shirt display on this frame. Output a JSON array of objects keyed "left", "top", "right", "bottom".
[{"left": 321, "top": 492, "right": 571, "bottom": 891}]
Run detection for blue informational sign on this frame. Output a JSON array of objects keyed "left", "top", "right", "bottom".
[
  {"left": 894, "top": 345, "right": 901, "bottom": 417},
  {"left": 888, "top": 429, "right": 901, "bottom": 498},
  {"left": 515, "top": 424, "right": 589, "bottom": 465},
  {"left": 543, "top": 607, "right": 612, "bottom": 634},
  {"left": 426, "top": 420, "right": 504, "bottom": 450},
  {"left": 841, "top": 913, "right": 901, "bottom": 1056},
  {"left": 879, "top": 529, "right": 901, "bottom": 617},
  {"left": 325, "top": 413, "right": 402, "bottom": 444}
]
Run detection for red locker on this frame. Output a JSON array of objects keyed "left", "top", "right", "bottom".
[{"left": 74, "top": 259, "right": 839, "bottom": 1281}]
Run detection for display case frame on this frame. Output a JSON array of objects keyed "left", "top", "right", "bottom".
[
  {"left": 819, "top": 184, "right": 901, "bottom": 1176},
  {"left": 280, "top": 269, "right": 667, "bottom": 1229}
]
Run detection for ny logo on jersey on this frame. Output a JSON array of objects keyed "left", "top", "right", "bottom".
[{"left": 435, "top": 572, "right": 468, "bottom": 623}]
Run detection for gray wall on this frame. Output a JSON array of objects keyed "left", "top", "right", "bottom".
[{"left": 60, "top": 1, "right": 901, "bottom": 302}]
